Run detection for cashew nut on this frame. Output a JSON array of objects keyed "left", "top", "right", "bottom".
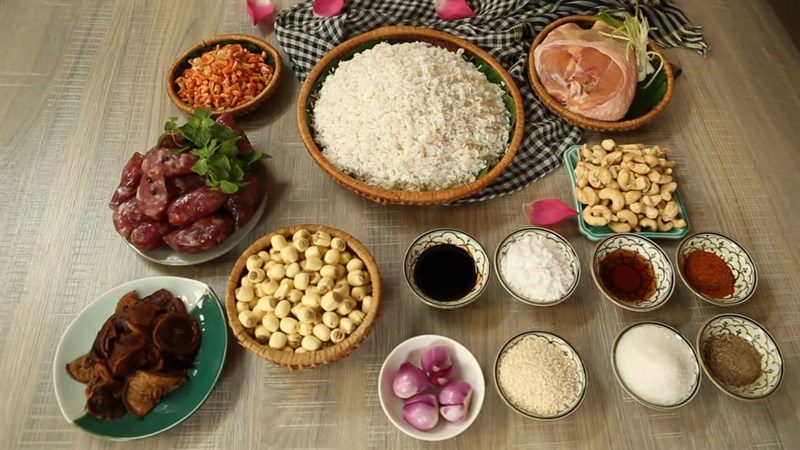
[
  {"left": 580, "top": 145, "right": 592, "bottom": 160},
  {"left": 608, "top": 222, "right": 632, "bottom": 232},
  {"left": 599, "top": 188, "right": 625, "bottom": 212},
  {"left": 623, "top": 191, "right": 641, "bottom": 205},
  {"left": 631, "top": 176, "right": 650, "bottom": 192},
  {"left": 606, "top": 180, "right": 620, "bottom": 190},
  {"left": 642, "top": 195, "right": 661, "bottom": 207},
  {"left": 601, "top": 151, "right": 623, "bottom": 167},
  {"left": 631, "top": 163, "right": 650, "bottom": 175},
  {"left": 617, "top": 169, "right": 631, "bottom": 190},
  {"left": 644, "top": 205, "right": 660, "bottom": 219},
  {"left": 672, "top": 218, "right": 687, "bottom": 228},
  {"left": 616, "top": 209, "right": 639, "bottom": 227},
  {"left": 639, "top": 218, "right": 658, "bottom": 231},
  {"left": 583, "top": 205, "right": 612, "bottom": 226},
  {"left": 660, "top": 182, "right": 677, "bottom": 201},
  {"left": 661, "top": 201, "right": 679, "bottom": 221},
  {"left": 657, "top": 219, "right": 674, "bottom": 232},
  {"left": 601, "top": 139, "right": 616, "bottom": 151},
  {"left": 646, "top": 181, "right": 660, "bottom": 196},
  {"left": 647, "top": 170, "right": 661, "bottom": 184},
  {"left": 588, "top": 168, "right": 613, "bottom": 188},
  {"left": 575, "top": 187, "right": 599, "bottom": 206},
  {"left": 629, "top": 202, "right": 643, "bottom": 214},
  {"left": 644, "top": 154, "right": 659, "bottom": 167},
  {"left": 657, "top": 174, "right": 673, "bottom": 185}
]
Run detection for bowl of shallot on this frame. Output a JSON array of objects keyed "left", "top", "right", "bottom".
[{"left": 378, "top": 334, "right": 485, "bottom": 441}]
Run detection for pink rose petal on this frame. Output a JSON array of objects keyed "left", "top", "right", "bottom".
[
  {"left": 246, "top": 0, "right": 276, "bottom": 26},
  {"left": 435, "top": 0, "right": 475, "bottom": 21},
  {"left": 313, "top": 0, "right": 345, "bottom": 17},
  {"left": 523, "top": 198, "right": 579, "bottom": 226}
]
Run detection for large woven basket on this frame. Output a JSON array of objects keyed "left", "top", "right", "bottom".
[
  {"left": 528, "top": 16, "right": 674, "bottom": 132},
  {"left": 167, "top": 34, "right": 283, "bottom": 118},
  {"left": 297, "top": 26, "right": 526, "bottom": 205},
  {"left": 226, "top": 224, "right": 381, "bottom": 370}
]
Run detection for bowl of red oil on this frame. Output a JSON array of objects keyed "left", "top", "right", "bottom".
[
  {"left": 590, "top": 234, "right": 675, "bottom": 312},
  {"left": 404, "top": 229, "right": 489, "bottom": 309}
]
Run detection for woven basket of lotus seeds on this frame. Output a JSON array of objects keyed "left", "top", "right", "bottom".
[{"left": 226, "top": 224, "right": 381, "bottom": 370}]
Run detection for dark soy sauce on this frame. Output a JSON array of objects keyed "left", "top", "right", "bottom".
[
  {"left": 413, "top": 244, "right": 477, "bottom": 302},
  {"left": 598, "top": 249, "right": 657, "bottom": 303}
]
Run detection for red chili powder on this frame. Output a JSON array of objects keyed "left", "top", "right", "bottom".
[{"left": 683, "top": 251, "right": 735, "bottom": 298}]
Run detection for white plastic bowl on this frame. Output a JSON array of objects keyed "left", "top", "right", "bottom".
[{"left": 378, "top": 334, "right": 485, "bottom": 441}]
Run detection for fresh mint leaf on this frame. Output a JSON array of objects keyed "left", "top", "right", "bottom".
[
  {"left": 219, "top": 180, "right": 239, "bottom": 194},
  {"left": 210, "top": 123, "right": 237, "bottom": 142},
  {"left": 220, "top": 138, "right": 239, "bottom": 159},
  {"left": 230, "top": 164, "right": 244, "bottom": 181},
  {"left": 192, "top": 158, "right": 208, "bottom": 175}
]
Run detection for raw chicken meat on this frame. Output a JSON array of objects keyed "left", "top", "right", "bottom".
[{"left": 534, "top": 22, "right": 637, "bottom": 121}]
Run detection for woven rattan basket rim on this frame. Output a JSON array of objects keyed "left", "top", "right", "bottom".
[
  {"left": 225, "top": 224, "right": 381, "bottom": 370},
  {"left": 167, "top": 34, "right": 283, "bottom": 118},
  {"left": 297, "top": 25, "right": 525, "bottom": 205},
  {"left": 527, "top": 15, "right": 674, "bottom": 132}
]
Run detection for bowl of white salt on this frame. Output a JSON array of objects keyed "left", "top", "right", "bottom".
[
  {"left": 612, "top": 322, "right": 701, "bottom": 410},
  {"left": 494, "top": 227, "right": 580, "bottom": 306}
]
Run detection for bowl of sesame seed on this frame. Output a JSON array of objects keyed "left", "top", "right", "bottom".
[
  {"left": 167, "top": 34, "right": 282, "bottom": 117},
  {"left": 494, "top": 331, "right": 587, "bottom": 420}
]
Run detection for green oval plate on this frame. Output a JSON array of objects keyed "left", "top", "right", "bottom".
[
  {"left": 564, "top": 145, "right": 690, "bottom": 241},
  {"left": 53, "top": 276, "right": 227, "bottom": 440}
]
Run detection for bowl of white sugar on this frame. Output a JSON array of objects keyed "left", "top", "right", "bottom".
[
  {"left": 495, "top": 227, "right": 580, "bottom": 306},
  {"left": 612, "top": 322, "right": 701, "bottom": 410}
]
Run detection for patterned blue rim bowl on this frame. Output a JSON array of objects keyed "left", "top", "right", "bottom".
[
  {"left": 403, "top": 228, "right": 489, "bottom": 309},
  {"left": 494, "top": 331, "right": 588, "bottom": 420},
  {"left": 697, "top": 314, "right": 783, "bottom": 401},
  {"left": 612, "top": 321, "right": 701, "bottom": 410},
  {"left": 676, "top": 232, "right": 758, "bottom": 307},
  {"left": 494, "top": 227, "right": 581, "bottom": 306},
  {"left": 591, "top": 233, "right": 675, "bottom": 312}
]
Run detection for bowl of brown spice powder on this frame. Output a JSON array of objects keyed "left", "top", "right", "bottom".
[
  {"left": 676, "top": 232, "right": 758, "bottom": 307},
  {"left": 697, "top": 314, "right": 783, "bottom": 400}
]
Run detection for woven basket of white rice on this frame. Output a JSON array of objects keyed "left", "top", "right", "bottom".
[{"left": 298, "top": 26, "right": 525, "bottom": 205}]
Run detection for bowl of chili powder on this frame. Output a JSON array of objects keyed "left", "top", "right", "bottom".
[{"left": 676, "top": 232, "right": 758, "bottom": 307}]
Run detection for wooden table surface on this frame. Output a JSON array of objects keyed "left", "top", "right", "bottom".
[{"left": 1, "top": 0, "right": 798, "bottom": 448}]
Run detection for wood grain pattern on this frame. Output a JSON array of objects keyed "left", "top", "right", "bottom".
[{"left": 0, "top": 0, "right": 797, "bottom": 448}]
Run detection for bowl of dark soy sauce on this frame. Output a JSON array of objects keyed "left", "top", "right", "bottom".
[{"left": 404, "top": 229, "right": 489, "bottom": 309}]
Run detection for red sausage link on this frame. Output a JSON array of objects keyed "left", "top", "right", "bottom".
[
  {"left": 112, "top": 198, "right": 153, "bottom": 238},
  {"left": 167, "top": 186, "right": 228, "bottom": 227},
  {"left": 224, "top": 174, "right": 261, "bottom": 229},
  {"left": 136, "top": 166, "right": 169, "bottom": 220},
  {"left": 130, "top": 223, "right": 165, "bottom": 250},
  {"left": 141, "top": 147, "right": 197, "bottom": 178},
  {"left": 109, "top": 153, "right": 144, "bottom": 209},
  {"left": 165, "top": 215, "right": 233, "bottom": 253}
]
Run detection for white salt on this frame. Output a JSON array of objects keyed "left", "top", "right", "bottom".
[
  {"left": 500, "top": 234, "right": 576, "bottom": 302},
  {"left": 615, "top": 324, "right": 698, "bottom": 406}
]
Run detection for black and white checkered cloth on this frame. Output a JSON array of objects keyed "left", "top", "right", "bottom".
[{"left": 276, "top": 0, "right": 708, "bottom": 204}]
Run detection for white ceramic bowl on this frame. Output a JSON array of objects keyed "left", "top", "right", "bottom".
[
  {"left": 494, "top": 331, "right": 587, "bottom": 420},
  {"left": 697, "top": 314, "right": 783, "bottom": 400},
  {"left": 611, "top": 322, "right": 701, "bottom": 410},
  {"left": 676, "top": 232, "right": 758, "bottom": 307},
  {"left": 378, "top": 335, "right": 485, "bottom": 441},
  {"left": 403, "top": 229, "right": 489, "bottom": 309},
  {"left": 591, "top": 233, "right": 675, "bottom": 312},
  {"left": 494, "top": 227, "right": 581, "bottom": 306}
]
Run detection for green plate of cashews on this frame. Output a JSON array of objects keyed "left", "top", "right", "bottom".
[{"left": 563, "top": 145, "right": 690, "bottom": 242}]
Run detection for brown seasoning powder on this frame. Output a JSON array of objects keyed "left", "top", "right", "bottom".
[{"left": 703, "top": 333, "right": 762, "bottom": 387}]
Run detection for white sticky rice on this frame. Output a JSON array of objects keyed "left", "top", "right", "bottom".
[{"left": 312, "top": 42, "right": 511, "bottom": 191}]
